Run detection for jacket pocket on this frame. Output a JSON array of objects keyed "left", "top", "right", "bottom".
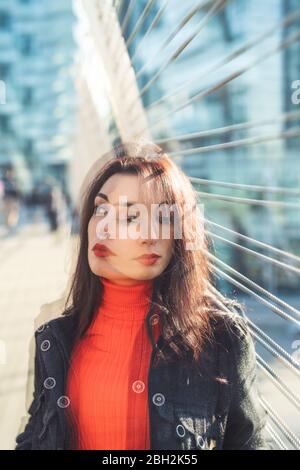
[
  {"left": 173, "top": 403, "right": 218, "bottom": 450},
  {"left": 152, "top": 399, "right": 178, "bottom": 449},
  {"left": 154, "top": 400, "right": 175, "bottom": 423},
  {"left": 15, "top": 389, "right": 47, "bottom": 450}
]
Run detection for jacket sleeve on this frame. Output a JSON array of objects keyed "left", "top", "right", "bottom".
[
  {"left": 15, "top": 329, "right": 44, "bottom": 450},
  {"left": 222, "top": 315, "right": 269, "bottom": 450}
]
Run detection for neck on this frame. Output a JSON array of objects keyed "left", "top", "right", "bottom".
[{"left": 98, "top": 276, "right": 154, "bottom": 321}]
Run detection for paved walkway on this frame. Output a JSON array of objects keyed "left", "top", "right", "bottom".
[{"left": 0, "top": 220, "right": 74, "bottom": 449}]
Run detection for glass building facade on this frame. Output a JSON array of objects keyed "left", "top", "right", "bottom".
[
  {"left": 0, "top": 0, "right": 76, "bottom": 191},
  {"left": 119, "top": 0, "right": 300, "bottom": 294}
]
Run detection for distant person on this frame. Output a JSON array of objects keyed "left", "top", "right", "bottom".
[
  {"left": 1, "top": 167, "right": 21, "bottom": 235},
  {"left": 45, "top": 184, "right": 66, "bottom": 233},
  {"left": 70, "top": 204, "right": 80, "bottom": 235},
  {"left": 0, "top": 179, "right": 4, "bottom": 199}
]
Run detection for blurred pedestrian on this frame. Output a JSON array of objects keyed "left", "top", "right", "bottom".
[
  {"left": 1, "top": 167, "right": 21, "bottom": 236},
  {"left": 45, "top": 184, "right": 66, "bottom": 233}
]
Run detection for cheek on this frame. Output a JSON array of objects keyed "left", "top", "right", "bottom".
[
  {"left": 161, "top": 237, "right": 174, "bottom": 259},
  {"left": 114, "top": 237, "right": 137, "bottom": 255},
  {"left": 88, "top": 216, "right": 106, "bottom": 242},
  {"left": 87, "top": 218, "right": 95, "bottom": 244}
]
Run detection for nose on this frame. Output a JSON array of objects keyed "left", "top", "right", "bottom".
[
  {"left": 141, "top": 237, "right": 157, "bottom": 246},
  {"left": 95, "top": 218, "right": 111, "bottom": 239}
]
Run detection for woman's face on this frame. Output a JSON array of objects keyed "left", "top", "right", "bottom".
[{"left": 87, "top": 173, "right": 174, "bottom": 285}]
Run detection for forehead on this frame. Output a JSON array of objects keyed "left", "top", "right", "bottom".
[{"left": 97, "top": 173, "right": 166, "bottom": 206}]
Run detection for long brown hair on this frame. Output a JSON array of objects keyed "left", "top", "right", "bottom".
[{"left": 64, "top": 140, "right": 243, "bottom": 368}]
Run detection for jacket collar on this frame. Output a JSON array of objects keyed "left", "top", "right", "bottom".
[{"left": 47, "top": 312, "right": 78, "bottom": 363}]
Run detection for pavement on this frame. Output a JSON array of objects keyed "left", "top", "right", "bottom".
[{"left": 0, "top": 214, "right": 74, "bottom": 450}]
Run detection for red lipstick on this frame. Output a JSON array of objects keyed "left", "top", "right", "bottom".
[
  {"left": 92, "top": 243, "right": 115, "bottom": 257},
  {"left": 135, "top": 253, "right": 161, "bottom": 266}
]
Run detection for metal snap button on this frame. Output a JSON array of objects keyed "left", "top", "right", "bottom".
[
  {"left": 152, "top": 393, "right": 165, "bottom": 406},
  {"left": 57, "top": 395, "right": 70, "bottom": 408},
  {"left": 41, "top": 340, "right": 50, "bottom": 351},
  {"left": 176, "top": 424, "right": 186, "bottom": 438},
  {"left": 43, "top": 377, "right": 56, "bottom": 389}
]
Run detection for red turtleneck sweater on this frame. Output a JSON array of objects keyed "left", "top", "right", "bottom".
[{"left": 65, "top": 276, "right": 161, "bottom": 450}]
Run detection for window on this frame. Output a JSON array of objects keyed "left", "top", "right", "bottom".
[
  {"left": 23, "top": 139, "right": 33, "bottom": 156},
  {"left": 219, "top": 1, "right": 246, "bottom": 42},
  {"left": 20, "top": 35, "right": 33, "bottom": 56},
  {"left": 0, "top": 115, "right": 10, "bottom": 133},
  {"left": 0, "top": 11, "right": 11, "bottom": 30},
  {"left": 22, "top": 87, "right": 33, "bottom": 107},
  {"left": 0, "top": 64, "right": 10, "bottom": 80}
]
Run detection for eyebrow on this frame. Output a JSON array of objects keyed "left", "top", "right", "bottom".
[
  {"left": 96, "top": 192, "right": 137, "bottom": 207},
  {"left": 96, "top": 192, "right": 168, "bottom": 207}
]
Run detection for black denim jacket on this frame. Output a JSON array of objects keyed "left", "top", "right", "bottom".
[{"left": 15, "top": 307, "right": 269, "bottom": 450}]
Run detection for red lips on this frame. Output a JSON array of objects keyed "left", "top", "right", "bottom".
[
  {"left": 92, "top": 243, "right": 115, "bottom": 257},
  {"left": 135, "top": 253, "right": 161, "bottom": 266},
  {"left": 136, "top": 253, "right": 161, "bottom": 260}
]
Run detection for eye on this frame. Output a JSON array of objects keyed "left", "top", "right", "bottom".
[
  {"left": 93, "top": 204, "right": 108, "bottom": 216},
  {"left": 125, "top": 214, "right": 139, "bottom": 224}
]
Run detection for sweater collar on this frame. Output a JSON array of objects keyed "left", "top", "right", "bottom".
[{"left": 97, "top": 276, "right": 154, "bottom": 321}]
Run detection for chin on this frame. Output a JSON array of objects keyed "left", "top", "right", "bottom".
[
  {"left": 88, "top": 259, "right": 105, "bottom": 276},
  {"left": 136, "top": 266, "right": 162, "bottom": 278}
]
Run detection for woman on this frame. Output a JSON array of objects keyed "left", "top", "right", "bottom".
[{"left": 15, "top": 141, "right": 268, "bottom": 450}]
